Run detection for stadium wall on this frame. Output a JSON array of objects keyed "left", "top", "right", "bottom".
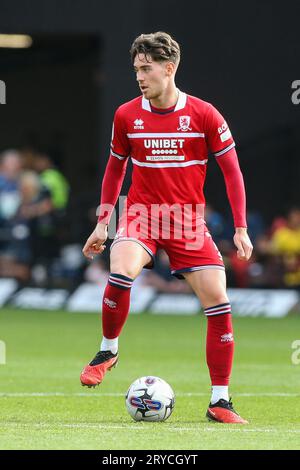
[{"left": 0, "top": 278, "right": 299, "bottom": 318}]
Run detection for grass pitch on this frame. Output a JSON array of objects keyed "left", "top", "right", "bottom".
[{"left": 0, "top": 308, "right": 299, "bottom": 450}]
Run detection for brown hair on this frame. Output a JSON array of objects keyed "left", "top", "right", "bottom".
[{"left": 130, "top": 31, "right": 180, "bottom": 65}]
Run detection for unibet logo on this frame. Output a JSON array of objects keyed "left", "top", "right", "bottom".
[{"left": 144, "top": 139, "right": 185, "bottom": 149}]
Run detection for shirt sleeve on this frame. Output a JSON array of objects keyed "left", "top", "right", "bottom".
[
  {"left": 97, "top": 154, "right": 129, "bottom": 225},
  {"left": 205, "top": 104, "right": 236, "bottom": 157},
  {"left": 216, "top": 147, "right": 247, "bottom": 228},
  {"left": 110, "top": 107, "right": 130, "bottom": 160},
  {"left": 97, "top": 108, "right": 130, "bottom": 225}
]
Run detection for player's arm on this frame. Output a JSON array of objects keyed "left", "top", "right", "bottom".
[
  {"left": 205, "top": 104, "right": 253, "bottom": 261},
  {"left": 82, "top": 108, "right": 130, "bottom": 260},
  {"left": 216, "top": 149, "right": 253, "bottom": 260}
]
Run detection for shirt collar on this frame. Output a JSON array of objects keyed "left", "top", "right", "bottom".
[{"left": 141, "top": 88, "right": 187, "bottom": 112}]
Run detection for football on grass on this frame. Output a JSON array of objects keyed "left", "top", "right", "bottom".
[{"left": 125, "top": 376, "right": 175, "bottom": 422}]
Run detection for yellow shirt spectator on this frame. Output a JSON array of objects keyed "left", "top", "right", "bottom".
[{"left": 272, "top": 226, "right": 300, "bottom": 255}]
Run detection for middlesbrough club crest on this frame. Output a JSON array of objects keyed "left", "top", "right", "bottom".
[{"left": 177, "top": 115, "right": 192, "bottom": 131}]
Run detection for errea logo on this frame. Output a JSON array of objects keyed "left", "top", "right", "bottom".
[
  {"left": 104, "top": 297, "right": 117, "bottom": 309},
  {"left": 134, "top": 118, "right": 144, "bottom": 129},
  {"left": 221, "top": 333, "right": 234, "bottom": 343}
]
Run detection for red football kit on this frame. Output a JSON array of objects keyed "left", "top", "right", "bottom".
[
  {"left": 80, "top": 89, "right": 247, "bottom": 412},
  {"left": 98, "top": 89, "right": 247, "bottom": 278}
]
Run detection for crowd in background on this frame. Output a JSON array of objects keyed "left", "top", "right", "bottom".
[
  {"left": 1, "top": 147, "right": 300, "bottom": 291},
  {"left": 206, "top": 205, "right": 300, "bottom": 290},
  {"left": 77, "top": 204, "right": 300, "bottom": 293},
  {"left": 0, "top": 148, "right": 70, "bottom": 284}
]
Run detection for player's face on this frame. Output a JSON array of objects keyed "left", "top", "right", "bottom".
[{"left": 133, "top": 54, "right": 172, "bottom": 100}]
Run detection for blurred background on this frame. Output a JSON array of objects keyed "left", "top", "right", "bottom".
[
  {"left": 0, "top": 0, "right": 300, "bottom": 315},
  {"left": 1, "top": 2, "right": 300, "bottom": 451}
]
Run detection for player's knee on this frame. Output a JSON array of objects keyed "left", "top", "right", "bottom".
[
  {"left": 109, "top": 265, "right": 138, "bottom": 280},
  {"left": 198, "top": 285, "right": 228, "bottom": 307},
  {"left": 204, "top": 294, "right": 229, "bottom": 308}
]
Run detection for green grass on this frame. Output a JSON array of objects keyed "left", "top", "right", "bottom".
[{"left": 0, "top": 308, "right": 300, "bottom": 449}]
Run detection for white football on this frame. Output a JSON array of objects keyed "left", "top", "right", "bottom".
[{"left": 125, "top": 376, "right": 175, "bottom": 422}]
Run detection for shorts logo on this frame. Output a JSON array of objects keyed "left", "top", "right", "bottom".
[
  {"left": 115, "top": 227, "right": 125, "bottom": 239},
  {"left": 221, "top": 333, "right": 234, "bottom": 342},
  {"left": 104, "top": 297, "right": 117, "bottom": 308},
  {"left": 212, "top": 240, "right": 223, "bottom": 261},
  {"left": 177, "top": 115, "right": 192, "bottom": 131},
  {"left": 134, "top": 118, "right": 144, "bottom": 129}
]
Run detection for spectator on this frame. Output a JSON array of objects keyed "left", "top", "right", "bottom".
[
  {"left": 0, "top": 149, "right": 23, "bottom": 238},
  {"left": 0, "top": 149, "right": 22, "bottom": 191},
  {"left": 249, "top": 234, "right": 283, "bottom": 288},
  {"left": 10, "top": 171, "right": 57, "bottom": 272},
  {"left": 205, "top": 204, "right": 226, "bottom": 243},
  {"left": 84, "top": 258, "right": 109, "bottom": 285},
  {"left": 271, "top": 207, "right": 300, "bottom": 287},
  {"left": 33, "top": 150, "right": 70, "bottom": 211},
  {"left": 246, "top": 210, "right": 265, "bottom": 244}
]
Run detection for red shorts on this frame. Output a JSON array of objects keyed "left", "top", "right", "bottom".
[{"left": 110, "top": 208, "right": 224, "bottom": 279}]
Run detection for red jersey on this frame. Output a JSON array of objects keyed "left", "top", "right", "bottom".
[{"left": 110, "top": 89, "right": 235, "bottom": 210}]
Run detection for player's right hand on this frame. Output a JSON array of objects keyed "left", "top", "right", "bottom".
[
  {"left": 233, "top": 227, "right": 253, "bottom": 261},
  {"left": 82, "top": 223, "right": 108, "bottom": 260}
]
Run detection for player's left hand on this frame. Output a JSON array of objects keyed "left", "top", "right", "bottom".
[{"left": 233, "top": 228, "right": 253, "bottom": 261}]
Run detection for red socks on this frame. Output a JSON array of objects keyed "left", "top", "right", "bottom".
[
  {"left": 204, "top": 303, "right": 234, "bottom": 386},
  {"left": 102, "top": 273, "right": 133, "bottom": 339},
  {"left": 102, "top": 279, "right": 234, "bottom": 388}
]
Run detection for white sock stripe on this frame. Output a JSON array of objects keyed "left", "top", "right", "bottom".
[
  {"left": 110, "top": 273, "right": 133, "bottom": 282},
  {"left": 109, "top": 280, "right": 131, "bottom": 289},
  {"left": 205, "top": 306, "right": 231, "bottom": 312},
  {"left": 204, "top": 303, "right": 231, "bottom": 313},
  {"left": 109, "top": 275, "right": 133, "bottom": 286},
  {"left": 205, "top": 310, "right": 231, "bottom": 316},
  {"left": 205, "top": 307, "right": 232, "bottom": 315}
]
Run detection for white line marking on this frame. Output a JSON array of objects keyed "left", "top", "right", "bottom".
[
  {"left": 131, "top": 158, "right": 208, "bottom": 168},
  {"left": 0, "top": 422, "right": 300, "bottom": 433},
  {"left": 0, "top": 392, "right": 299, "bottom": 398},
  {"left": 127, "top": 133, "right": 205, "bottom": 138}
]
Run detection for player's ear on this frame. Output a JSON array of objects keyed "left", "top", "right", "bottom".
[{"left": 165, "top": 61, "right": 175, "bottom": 76}]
